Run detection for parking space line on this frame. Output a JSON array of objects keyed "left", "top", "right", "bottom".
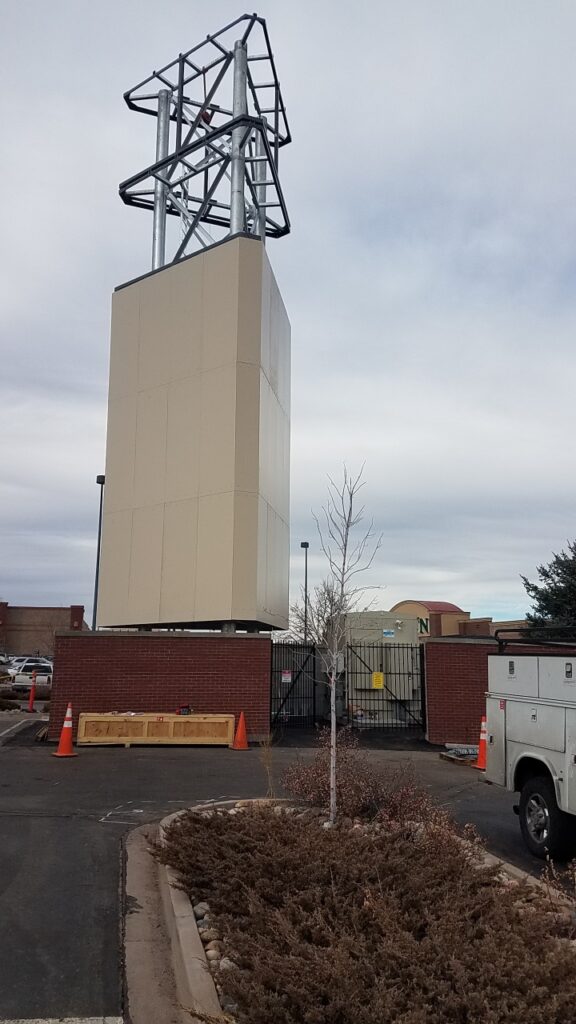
[{"left": 0, "top": 719, "right": 30, "bottom": 742}]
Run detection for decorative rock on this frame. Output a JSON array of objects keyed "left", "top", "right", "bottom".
[
  {"left": 206, "top": 939, "right": 224, "bottom": 951},
  {"left": 193, "top": 901, "right": 210, "bottom": 919},
  {"left": 299, "top": 808, "right": 321, "bottom": 821},
  {"left": 199, "top": 928, "right": 220, "bottom": 943},
  {"left": 219, "top": 957, "right": 236, "bottom": 971},
  {"left": 322, "top": 820, "right": 334, "bottom": 829},
  {"left": 206, "top": 949, "right": 221, "bottom": 961}
]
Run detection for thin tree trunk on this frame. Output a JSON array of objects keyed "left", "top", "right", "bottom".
[{"left": 329, "top": 668, "right": 337, "bottom": 823}]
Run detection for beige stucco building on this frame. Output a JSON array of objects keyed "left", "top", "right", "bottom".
[
  {"left": 388, "top": 600, "right": 526, "bottom": 639},
  {"left": 97, "top": 235, "right": 290, "bottom": 631}
]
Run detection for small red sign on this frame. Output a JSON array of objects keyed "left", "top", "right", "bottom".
[{"left": 499, "top": 700, "right": 506, "bottom": 710}]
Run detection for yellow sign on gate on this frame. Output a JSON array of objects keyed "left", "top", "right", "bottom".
[{"left": 372, "top": 672, "right": 384, "bottom": 690}]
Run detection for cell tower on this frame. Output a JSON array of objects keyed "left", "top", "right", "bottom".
[{"left": 97, "top": 15, "right": 292, "bottom": 633}]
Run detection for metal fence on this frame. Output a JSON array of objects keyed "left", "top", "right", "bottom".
[
  {"left": 271, "top": 643, "right": 317, "bottom": 727},
  {"left": 346, "top": 643, "right": 425, "bottom": 731},
  {"left": 271, "top": 641, "right": 425, "bottom": 732}
]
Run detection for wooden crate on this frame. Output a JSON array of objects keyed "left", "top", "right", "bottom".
[{"left": 77, "top": 712, "right": 235, "bottom": 747}]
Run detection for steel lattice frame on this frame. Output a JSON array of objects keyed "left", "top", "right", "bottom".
[{"left": 119, "top": 13, "right": 291, "bottom": 268}]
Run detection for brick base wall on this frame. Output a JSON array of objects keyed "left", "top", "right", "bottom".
[
  {"left": 49, "top": 631, "right": 272, "bottom": 742},
  {"left": 425, "top": 639, "right": 576, "bottom": 745},
  {"left": 425, "top": 640, "right": 495, "bottom": 745}
]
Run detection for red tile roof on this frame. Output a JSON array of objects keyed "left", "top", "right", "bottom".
[{"left": 391, "top": 600, "right": 465, "bottom": 614}]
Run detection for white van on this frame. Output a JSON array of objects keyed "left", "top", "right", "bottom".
[{"left": 486, "top": 652, "right": 576, "bottom": 858}]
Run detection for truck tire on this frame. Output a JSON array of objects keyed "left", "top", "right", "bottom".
[{"left": 519, "top": 775, "right": 575, "bottom": 859}]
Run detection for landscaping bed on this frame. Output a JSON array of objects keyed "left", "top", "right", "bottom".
[{"left": 158, "top": 786, "right": 576, "bottom": 1024}]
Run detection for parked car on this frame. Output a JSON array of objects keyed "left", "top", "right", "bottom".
[{"left": 8, "top": 658, "right": 52, "bottom": 693}]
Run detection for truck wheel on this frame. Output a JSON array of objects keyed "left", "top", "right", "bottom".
[{"left": 519, "top": 776, "right": 575, "bottom": 859}]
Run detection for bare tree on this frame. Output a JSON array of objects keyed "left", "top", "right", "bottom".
[
  {"left": 315, "top": 466, "right": 382, "bottom": 824},
  {"left": 286, "top": 579, "right": 340, "bottom": 645}
]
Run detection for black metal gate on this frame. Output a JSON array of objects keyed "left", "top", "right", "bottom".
[
  {"left": 346, "top": 643, "right": 425, "bottom": 731},
  {"left": 271, "top": 643, "right": 316, "bottom": 726}
]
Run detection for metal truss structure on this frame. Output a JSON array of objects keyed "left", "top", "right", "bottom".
[{"left": 119, "top": 13, "right": 291, "bottom": 270}]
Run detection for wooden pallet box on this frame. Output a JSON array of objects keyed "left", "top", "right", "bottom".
[{"left": 77, "top": 712, "right": 235, "bottom": 747}]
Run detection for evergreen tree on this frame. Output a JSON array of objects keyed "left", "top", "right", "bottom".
[{"left": 521, "top": 541, "right": 576, "bottom": 637}]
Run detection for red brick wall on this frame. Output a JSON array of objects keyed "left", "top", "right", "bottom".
[
  {"left": 49, "top": 631, "right": 272, "bottom": 742},
  {"left": 425, "top": 640, "right": 576, "bottom": 745},
  {"left": 425, "top": 640, "right": 494, "bottom": 745}
]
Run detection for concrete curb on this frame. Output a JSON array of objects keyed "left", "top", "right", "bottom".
[
  {"left": 124, "top": 824, "right": 192, "bottom": 1024},
  {"left": 469, "top": 842, "right": 574, "bottom": 907},
  {"left": 155, "top": 799, "right": 291, "bottom": 1022},
  {"left": 158, "top": 858, "right": 222, "bottom": 1020}
]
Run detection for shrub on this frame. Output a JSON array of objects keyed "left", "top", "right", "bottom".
[
  {"left": 0, "top": 688, "right": 19, "bottom": 701},
  {"left": 158, "top": 805, "right": 576, "bottom": 1024},
  {"left": 0, "top": 698, "right": 19, "bottom": 711},
  {"left": 282, "top": 727, "right": 387, "bottom": 818}
]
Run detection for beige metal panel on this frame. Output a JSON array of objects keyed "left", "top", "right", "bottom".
[
  {"left": 104, "top": 395, "right": 137, "bottom": 513},
  {"left": 269, "top": 507, "right": 290, "bottom": 627},
  {"left": 201, "top": 238, "right": 240, "bottom": 370},
  {"left": 133, "top": 387, "right": 168, "bottom": 508},
  {"left": 260, "top": 257, "right": 290, "bottom": 412},
  {"left": 138, "top": 262, "right": 203, "bottom": 390},
  {"left": 97, "top": 509, "right": 132, "bottom": 625},
  {"left": 258, "top": 501, "right": 289, "bottom": 627},
  {"left": 128, "top": 504, "right": 164, "bottom": 622},
  {"left": 108, "top": 285, "right": 140, "bottom": 400},
  {"left": 164, "top": 255, "right": 204, "bottom": 380},
  {"left": 198, "top": 364, "right": 237, "bottom": 496},
  {"left": 275, "top": 290, "right": 291, "bottom": 414},
  {"left": 237, "top": 238, "right": 263, "bottom": 366},
  {"left": 195, "top": 492, "right": 234, "bottom": 620},
  {"left": 256, "top": 494, "right": 268, "bottom": 614},
  {"left": 160, "top": 498, "right": 198, "bottom": 622},
  {"left": 165, "top": 377, "right": 201, "bottom": 502},
  {"left": 260, "top": 253, "right": 272, "bottom": 383},
  {"left": 258, "top": 372, "right": 290, "bottom": 523},
  {"left": 234, "top": 361, "right": 260, "bottom": 493},
  {"left": 231, "top": 490, "right": 259, "bottom": 620}
]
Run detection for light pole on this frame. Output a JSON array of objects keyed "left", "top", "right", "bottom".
[
  {"left": 92, "top": 475, "right": 105, "bottom": 631},
  {"left": 300, "top": 541, "right": 309, "bottom": 643}
]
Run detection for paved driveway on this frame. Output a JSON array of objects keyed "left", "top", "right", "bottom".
[{"left": 0, "top": 726, "right": 537, "bottom": 1021}]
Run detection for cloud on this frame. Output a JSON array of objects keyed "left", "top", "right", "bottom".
[{"left": 1, "top": 0, "right": 575, "bottom": 625}]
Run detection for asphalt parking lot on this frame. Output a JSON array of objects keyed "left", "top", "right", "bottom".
[{"left": 0, "top": 721, "right": 539, "bottom": 1021}]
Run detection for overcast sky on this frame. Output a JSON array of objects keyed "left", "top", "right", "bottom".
[{"left": 1, "top": 0, "right": 576, "bottom": 623}]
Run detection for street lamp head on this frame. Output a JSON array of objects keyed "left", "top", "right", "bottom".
[
  {"left": 300, "top": 541, "right": 309, "bottom": 549},
  {"left": 96, "top": 475, "right": 106, "bottom": 486}
]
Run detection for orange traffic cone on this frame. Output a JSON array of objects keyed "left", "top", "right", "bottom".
[
  {"left": 472, "top": 715, "right": 487, "bottom": 771},
  {"left": 27, "top": 671, "right": 37, "bottom": 713},
  {"left": 52, "top": 702, "right": 78, "bottom": 758},
  {"left": 232, "top": 711, "right": 249, "bottom": 750}
]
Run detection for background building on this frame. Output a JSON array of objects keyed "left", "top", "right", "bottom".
[
  {"left": 0, "top": 602, "right": 87, "bottom": 657},
  {"left": 388, "top": 600, "right": 526, "bottom": 638}
]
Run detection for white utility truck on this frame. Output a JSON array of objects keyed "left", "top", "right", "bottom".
[{"left": 486, "top": 653, "right": 576, "bottom": 858}]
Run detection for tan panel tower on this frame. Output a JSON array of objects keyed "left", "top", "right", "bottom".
[{"left": 98, "top": 236, "right": 290, "bottom": 630}]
